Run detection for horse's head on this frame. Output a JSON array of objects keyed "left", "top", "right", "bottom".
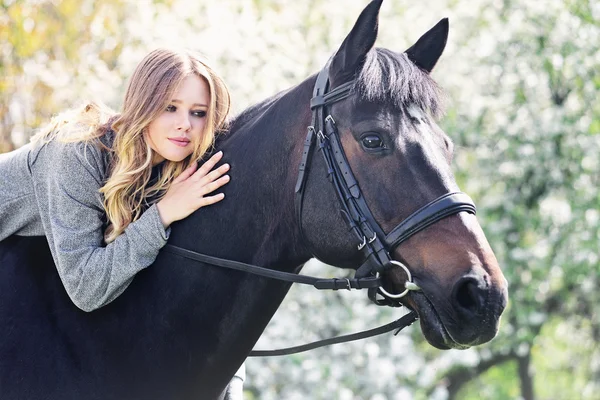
[{"left": 300, "top": 0, "right": 508, "bottom": 350}]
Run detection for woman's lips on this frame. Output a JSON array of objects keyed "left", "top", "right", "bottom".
[{"left": 168, "top": 138, "right": 190, "bottom": 147}]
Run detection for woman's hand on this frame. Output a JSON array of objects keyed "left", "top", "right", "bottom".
[{"left": 156, "top": 151, "right": 230, "bottom": 228}]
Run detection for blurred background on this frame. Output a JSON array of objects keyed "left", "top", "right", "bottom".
[{"left": 1, "top": 0, "right": 599, "bottom": 399}]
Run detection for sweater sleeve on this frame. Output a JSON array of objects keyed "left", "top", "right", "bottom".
[{"left": 41, "top": 141, "right": 170, "bottom": 312}]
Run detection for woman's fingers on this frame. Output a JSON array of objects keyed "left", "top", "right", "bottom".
[
  {"left": 200, "top": 175, "right": 230, "bottom": 196},
  {"left": 173, "top": 162, "right": 197, "bottom": 184},
  {"left": 195, "top": 151, "right": 224, "bottom": 177},
  {"left": 200, "top": 193, "right": 226, "bottom": 206},
  {"left": 200, "top": 163, "right": 230, "bottom": 185},
  {"left": 158, "top": 152, "right": 229, "bottom": 225}
]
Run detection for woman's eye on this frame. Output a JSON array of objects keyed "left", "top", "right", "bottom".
[
  {"left": 166, "top": 105, "right": 176, "bottom": 112},
  {"left": 361, "top": 135, "right": 384, "bottom": 149},
  {"left": 192, "top": 110, "right": 207, "bottom": 118}
]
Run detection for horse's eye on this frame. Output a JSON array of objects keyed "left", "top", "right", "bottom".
[{"left": 362, "top": 135, "right": 384, "bottom": 149}]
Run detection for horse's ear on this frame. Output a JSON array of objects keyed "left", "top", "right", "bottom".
[
  {"left": 329, "top": 0, "right": 383, "bottom": 87},
  {"left": 404, "top": 18, "right": 449, "bottom": 73}
]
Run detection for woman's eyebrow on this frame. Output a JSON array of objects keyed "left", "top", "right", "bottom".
[{"left": 171, "top": 99, "right": 208, "bottom": 107}]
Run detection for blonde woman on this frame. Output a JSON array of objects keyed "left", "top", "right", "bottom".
[{"left": 0, "top": 48, "right": 245, "bottom": 397}]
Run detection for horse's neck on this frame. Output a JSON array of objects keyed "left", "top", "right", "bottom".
[
  {"left": 146, "top": 88, "right": 314, "bottom": 392},
  {"left": 155, "top": 82, "right": 319, "bottom": 396},
  {"left": 171, "top": 81, "right": 315, "bottom": 270}
]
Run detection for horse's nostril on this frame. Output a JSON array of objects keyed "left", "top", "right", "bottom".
[{"left": 454, "top": 277, "right": 484, "bottom": 314}]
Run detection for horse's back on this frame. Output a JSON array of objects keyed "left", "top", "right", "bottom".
[
  {"left": 0, "top": 237, "right": 146, "bottom": 399},
  {"left": 0, "top": 235, "right": 60, "bottom": 325},
  {"left": 0, "top": 236, "right": 88, "bottom": 398},
  {"left": 0, "top": 235, "right": 232, "bottom": 399}
]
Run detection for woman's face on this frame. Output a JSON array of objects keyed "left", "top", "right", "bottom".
[{"left": 146, "top": 74, "right": 210, "bottom": 165}]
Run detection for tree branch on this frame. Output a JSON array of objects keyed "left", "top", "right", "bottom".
[
  {"left": 435, "top": 351, "right": 518, "bottom": 400},
  {"left": 517, "top": 348, "right": 535, "bottom": 400}
]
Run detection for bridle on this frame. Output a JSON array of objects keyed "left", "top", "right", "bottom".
[
  {"left": 295, "top": 64, "right": 477, "bottom": 307},
  {"left": 163, "top": 63, "right": 477, "bottom": 356}
]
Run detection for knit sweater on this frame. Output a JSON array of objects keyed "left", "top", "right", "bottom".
[{"left": 0, "top": 132, "right": 170, "bottom": 312}]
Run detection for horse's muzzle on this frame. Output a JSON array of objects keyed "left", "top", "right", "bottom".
[{"left": 407, "top": 273, "right": 508, "bottom": 349}]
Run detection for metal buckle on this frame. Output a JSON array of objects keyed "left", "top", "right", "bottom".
[
  {"left": 358, "top": 233, "right": 376, "bottom": 250},
  {"left": 368, "top": 232, "right": 377, "bottom": 243},
  {"left": 357, "top": 236, "right": 367, "bottom": 250},
  {"left": 317, "top": 130, "right": 326, "bottom": 142},
  {"left": 376, "top": 260, "right": 421, "bottom": 299}
]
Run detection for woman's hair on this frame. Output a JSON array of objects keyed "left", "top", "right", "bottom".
[{"left": 31, "top": 48, "right": 231, "bottom": 243}]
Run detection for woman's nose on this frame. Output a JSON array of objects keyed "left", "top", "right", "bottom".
[{"left": 177, "top": 115, "right": 191, "bottom": 131}]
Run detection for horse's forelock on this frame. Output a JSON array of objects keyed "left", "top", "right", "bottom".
[{"left": 355, "top": 48, "right": 445, "bottom": 118}]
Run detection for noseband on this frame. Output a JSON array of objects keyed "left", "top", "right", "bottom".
[{"left": 294, "top": 65, "right": 477, "bottom": 306}]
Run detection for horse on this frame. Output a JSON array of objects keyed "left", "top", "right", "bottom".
[{"left": 0, "top": 0, "right": 508, "bottom": 398}]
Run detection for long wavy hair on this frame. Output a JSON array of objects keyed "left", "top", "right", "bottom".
[{"left": 31, "top": 48, "right": 231, "bottom": 243}]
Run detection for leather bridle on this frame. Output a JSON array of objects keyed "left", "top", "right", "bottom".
[
  {"left": 163, "top": 63, "right": 477, "bottom": 356},
  {"left": 295, "top": 64, "right": 477, "bottom": 307}
]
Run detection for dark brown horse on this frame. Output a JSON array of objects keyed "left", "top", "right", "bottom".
[{"left": 0, "top": 1, "right": 507, "bottom": 398}]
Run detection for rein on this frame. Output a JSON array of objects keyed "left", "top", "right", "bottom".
[
  {"left": 162, "top": 63, "right": 476, "bottom": 357},
  {"left": 163, "top": 244, "right": 418, "bottom": 356}
]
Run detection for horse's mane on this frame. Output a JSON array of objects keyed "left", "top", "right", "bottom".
[
  {"left": 216, "top": 46, "right": 444, "bottom": 147},
  {"left": 231, "top": 96, "right": 282, "bottom": 129},
  {"left": 356, "top": 48, "right": 445, "bottom": 118},
  {"left": 215, "top": 85, "right": 303, "bottom": 146}
]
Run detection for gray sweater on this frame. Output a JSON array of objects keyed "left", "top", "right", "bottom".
[
  {"left": 0, "top": 132, "right": 247, "bottom": 391},
  {"left": 0, "top": 133, "right": 170, "bottom": 312}
]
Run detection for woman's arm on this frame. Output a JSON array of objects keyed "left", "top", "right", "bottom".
[{"left": 37, "top": 140, "right": 169, "bottom": 312}]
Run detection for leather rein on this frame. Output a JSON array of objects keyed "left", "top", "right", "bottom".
[{"left": 163, "top": 64, "right": 477, "bottom": 357}]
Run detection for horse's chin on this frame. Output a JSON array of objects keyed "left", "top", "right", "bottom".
[{"left": 408, "top": 292, "right": 471, "bottom": 350}]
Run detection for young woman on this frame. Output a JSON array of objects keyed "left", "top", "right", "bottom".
[{"left": 0, "top": 48, "right": 245, "bottom": 396}]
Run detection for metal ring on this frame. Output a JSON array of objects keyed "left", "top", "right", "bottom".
[{"left": 376, "top": 260, "right": 420, "bottom": 299}]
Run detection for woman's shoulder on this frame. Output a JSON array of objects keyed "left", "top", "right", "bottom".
[
  {"left": 97, "top": 117, "right": 117, "bottom": 162},
  {"left": 27, "top": 138, "right": 107, "bottom": 188},
  {"left": 30, "top": 104, "right": 119, "bottom": 178}
]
